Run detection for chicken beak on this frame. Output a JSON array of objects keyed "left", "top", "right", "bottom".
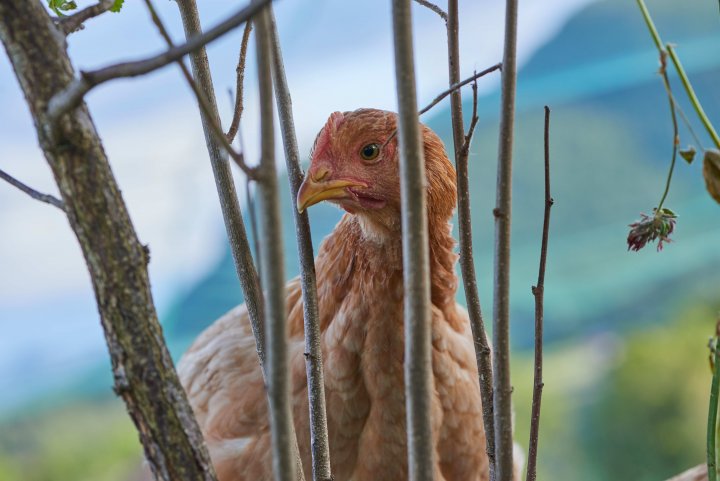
[{"left": 296, "top": 178, "right": 368, "bottom": 213}]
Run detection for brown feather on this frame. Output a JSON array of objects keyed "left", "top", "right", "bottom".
[{"left": 172, "top": 109, "right": 494, "bottom": 480}]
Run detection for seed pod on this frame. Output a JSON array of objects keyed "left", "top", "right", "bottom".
[{"left": 703, "top": 149, "right": 720, "bottom": 205}]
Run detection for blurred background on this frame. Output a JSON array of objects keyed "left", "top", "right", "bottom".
[{"left": 1, "top": 0, "right": 719, "bottom": 479}]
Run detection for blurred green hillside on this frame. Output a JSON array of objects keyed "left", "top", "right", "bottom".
[{"left": 2, "top": 0, "right": 719, "bottom": 480}]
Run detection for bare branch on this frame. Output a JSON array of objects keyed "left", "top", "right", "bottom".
[
  {"left": 493, "top": 0, "right": 520, "bottom": 477},
  {"left": 412, "top": 0, "right": 447, "bottom": 22},
  {"left": 446, "top": 2, "right": 495, "bottom": 478},
  {"left": 525, "top": 106, "right": 553, "bottom": 481},
  {"left": 419, "top": 63, "right": 501, "bottom": 115},
  {"left": 46, "top": 0, "right": 273, "bottom": 126},
  {"left": 59, "top": 0, "right": 113, "bottom": 35},
  {"left": 254, "top": 7, "right": 297, "bottom": 481},
  {"left": 226, "top": 21, "right": 253, "bottom": 143},
  {"left": 391, "top": 1, "right": 435, "bottom": 480},
  {"left": 174, "top": 0, "right": 266, "bottom": 365},
  {"left": 267, "top": 8, "right": 332, "bottom": 481},
  {"left": 461, "top": 78, "right": 479, "bottom": 158},
  {"left": 0, "top": 167, "right": 65, "bottom": 210},
  {"left": 142, "top": 0, "right": 257, "bottom": 178}
]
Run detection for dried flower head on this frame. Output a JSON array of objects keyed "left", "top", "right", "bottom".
[{"left": 627, "top": 207, "right": 677, "bottom": 252}]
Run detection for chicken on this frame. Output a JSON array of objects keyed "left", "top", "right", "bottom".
[{"left": 176, "top": 108, "right": 491, "bottom": 480}]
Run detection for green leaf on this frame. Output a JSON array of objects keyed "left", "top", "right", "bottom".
[
  {"left": 60, "top": 1, "right": 77, "bottom": 11},
  {"left": 680, "top": 146, "right": 696, "bottom": 164},
  {"left": 110, "top": 0, "right": 124, "bottom": 12},
  {"left": 47, "top": 0, "right": 77, "bottom": 16}
]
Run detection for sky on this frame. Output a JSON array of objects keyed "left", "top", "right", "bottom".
[{"left": 0, "top": 0, "right": 595, "bottom": 412}]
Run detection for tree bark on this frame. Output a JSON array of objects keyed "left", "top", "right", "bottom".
[{"left": 0, "top": 2, "right": 217, "bottom": 481}]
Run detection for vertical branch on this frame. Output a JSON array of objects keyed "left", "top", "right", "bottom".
[
  {"left": 226, "top": 21, "right": 253, "bottom": 143},
  {"left": 267, "top": 8, "right": 332, "bottom": 481},
  {"left": 174, "top": 0, "right": 265, "bottom": 365},
  {"left": 525, "top": 106, "right": 553, "bottom": 481},
  {"left": 493, "top": 0, "right": 519, "bottom": 478},
  {"left": 254, "top": 8, "right": 296, "bottom": 481},
  {"left": 391, "top": 1, "right": 435, "bottom": 480},
  {"left": 445, "top": 2, "right": 496, "bottom": 478}
]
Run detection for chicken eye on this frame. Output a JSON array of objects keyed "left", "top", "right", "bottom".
[{"left": 359, "top": 143, "right": 380, "bottom": 162}]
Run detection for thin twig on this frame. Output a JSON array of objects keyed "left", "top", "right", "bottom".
[
  {"left": 526, "top": 106, "right": 553, "bottom": 481},
  {"left": 226, "top": 21, "right": 253, "bottom": 143},
  {"left": 240, "top": 132, "right": 262, "bottom": 278},
  {"left": 391, "top": 1, "right": 435, "bottom": 480},
  {"left": 656, "top": 52, "right": 679, "bottom": 212},
  {"left": 461, "top": 78, "right": 479, "bottom": 159},
  {"left": 59, "top": 0, "right": 113, "bottom": 35},
  {"left": 254, "top": 8, "right": 297, "bottom": 481},
  {"left": 45, "top": 0, "right": 273, "bottom": 127},
  {"left": 141, "top": 0, "right": 257, "bottom": 178},
  {"left": 671, "top": 95, "right": 705, "bottom": 151},
  {"left": 419, "top": 63, "right": 501, "bottom": 116},
  {"left": 493, "top": 0, "right": 519, "bottom": 477},
  {"left": 666, "top": 45, "right": 720, "bottom": 149},
  {"left": 0, "top": 167, "right": 65, "bottom": 210},
  {"left": 412, "top": 0, "right": 447, "bottom": 22},
  {"left": 445, "top": 2, "right": 495, "bottom": 478},
  {"left": 381, "top": 66, "right": 502, "bottom": 150},
  {"left": 268, "top": 7, "right": 332, "bottom": 481}
]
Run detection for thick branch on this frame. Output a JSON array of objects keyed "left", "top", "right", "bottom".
[
  {"left": 226, "top": 21, "right": 253, "bottom": 144},
  {"left": 525, "top": 106, "right": 553, "bottom": 481},
  {"left": 445, "top": 2, "right": 495, "bottom": 479},
  {"left": 46, "top": 0, "right": 273, "bottom": 126},
  {"left": 254, "top": 7, "right": 297, "bottom": 481},
  {"left": 268, "top": 8, "right": 332, "bottom": 481},
  {"left": 59, "top": 0, "right": 113, "bottom": 35},
  {"left": 0, "top": 167, "right": 65, "bottom": 210},
  {"left": 493, "top": 0, "right": 519, "bottom": 478},
  {"left": 391, "top": 1, "right": 435, "bottom": 480},
  {"left": 174, "top": 0, "right": 266, "bottom": 365},
  {"left": 0, "top": 2, "right": 217, "bottom": 480}
]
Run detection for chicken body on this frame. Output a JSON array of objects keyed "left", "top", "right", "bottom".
[{"left": 177, "top": 109, "right": 489, "bottom": 481}]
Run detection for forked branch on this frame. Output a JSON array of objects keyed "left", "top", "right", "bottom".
[
  {"left": 419, "top": 63, "right": 501, "bottom": 115},
  {"left": 445, "top": 1, "right": 496, "bottom": 478},
  {"left": 142, "top": 0, "right": 256, "bottom": 178},
  {"left": 59, "top": 0, "right": 113, "bottom": 35},
  {"left": 46, "top": 0, "right": 273, "bottom": 127}
]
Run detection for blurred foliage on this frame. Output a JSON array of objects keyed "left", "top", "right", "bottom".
[
  {"left": 514, "top": 303, "right": 717, "bottom": 480},
  {"left": 0, "top": 400, "right": 141, "bottom": 481}
]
